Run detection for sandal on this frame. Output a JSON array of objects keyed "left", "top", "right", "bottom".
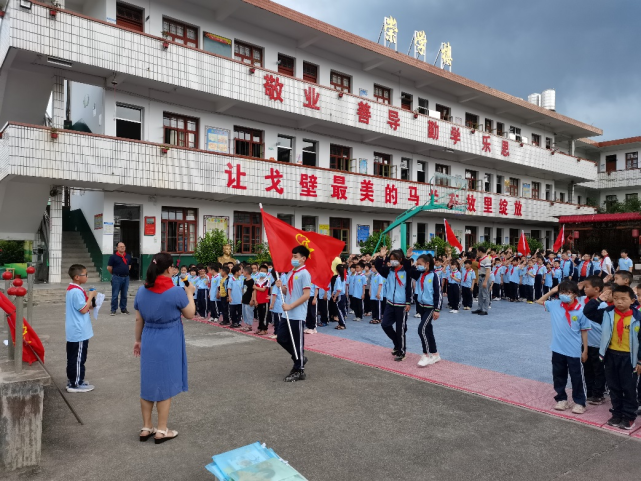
[
  {"left": 369, "top": 319, "right": 379, "bottom": 324},
  {"left": 154, "top": 428, "right": 178, "bottom": 444},
  {"left": 140, "top": 427, "right": 156, "bottom": 442},
  {"left": 335, "top": 325, "right": 346, "bottom": 330}
]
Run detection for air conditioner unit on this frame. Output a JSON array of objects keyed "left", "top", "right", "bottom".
[
  {"left": 521, "top": 137, "right": 529, "bottom": 144},
  {"left": 454, "top": 116, "right": 462, "bottom": 125},
  {"left": 417, "top": 163, "right": 424, "bottom": 172},
  {"left": 427, "top": 109, "right": 440, "bottom": 119},
  {"left": 478, "top": 124, "right": 484, "bottom": 131},
  {"left": 508, "top": 133, "right": 517, "bottom": 141}
]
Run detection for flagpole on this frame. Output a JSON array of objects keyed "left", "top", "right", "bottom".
[{"left": 278, "top": 274, "right": 298, "bottom": 361}]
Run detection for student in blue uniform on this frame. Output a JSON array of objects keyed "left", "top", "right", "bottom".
[
  {"left": 351, "top": 263, "right": 366, "bottom": 321},
  {"left": 560, "top": 254, "right": 573, "bottom": 281},
  {"left": 411, "top": 254, "right": 442, "bottom": 367},
  {"left": 544, "top": 261, "right": 554, "bottom": 295},
  {"left": 304, "top": 281, "right": 318, "bottom": 334},
  {"left": 534, "top": 257, "right": 547, "bottom": 300},
  {"left": 268, "top": 270, "right": 283, "bottom": 339},
  {"left": 491, "top": 259, "right": 504, "bottom": 300},
  {"left": 508, "top": 258, "right": 521, "bottom": 302},
  {"left": 317, "top": 283, "right": 330, "bottom": 327},
  {"left": 369, "top": 265, "right": 384, "bottom": 324},
  {"left": 276, "top": 245, "right": 312, "bottom": 382},
  {"left": 208, "top": 264, "right": 221, "bottom": 322},
  {"left": 332, "top": 265, "right": 347, "bottom": 329},
  {"left": 195, "top": 266, "right": 210, "bottom": 319},
  {"left": 227, "top": 265, "right": 244, "bottom": 328},
  {"left": 523, "top": 259, "right": 536, "bottom": 304},
  {"left": 375, "top": 246, "right": 413, "bottom": 361},
  {"left": 577, "top": 254, "right": 594, "bottom": 283},
  {"left": 447, "top": 259, "right": 462, "bottom": 313},
  {"left": 618, "top": 249, "right": 634, "bottom": 273},
  {"left": 347, "top": 265, "right": 356, "bottom": 314},
  {"left": 460, "top": 260, "right": 476, "bottom": 310}
]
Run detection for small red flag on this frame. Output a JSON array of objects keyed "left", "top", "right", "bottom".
[
  {"left": 553, "top": 225, "right": 565, "bottom": 252},
  {"left": 261, "top": 207, "right": 345, "bottom": 288},
  {"left": 0, "top": 292, "right": 45, "bottom": 364},
  {"left": 518, "top": 231, "right": 531, "bottom": 257},
  {"left": 444, "top": 219, "right": 463, "bottom": 254}
]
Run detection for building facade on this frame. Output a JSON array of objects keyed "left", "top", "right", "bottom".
[{"left": 0, "top": 0, "right": 602, "bottom": 282}]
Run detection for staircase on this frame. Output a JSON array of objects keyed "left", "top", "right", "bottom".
[{"left": 61, "top": 231, "right": 101, "bottom": 280}]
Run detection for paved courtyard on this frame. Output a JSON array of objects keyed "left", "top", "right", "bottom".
[{"left": 5, "top": 296, "right": 641, "bottom": 480}]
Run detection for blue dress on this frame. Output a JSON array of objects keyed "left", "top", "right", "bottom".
[{"left": 134, "top": 285, "right": 189, "bottom": 402}]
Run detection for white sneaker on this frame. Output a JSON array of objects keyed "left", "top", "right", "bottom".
[
  {"left": 417, "top": 354, "right": 431, "bottom": 367},
  {"left": 309, "top": 328, "right": 317, "bottom": 334},
  {"left": 349, "top": 310, "right": 354, "bottom": 314},
  {"left": 426, "top": 354, "right": 441, "bottom": 365},
  {"left": 554, "top": 400, "right": 570, "bottom": 411},
  {"left": 571, "top": 404, "right": 586, "bottom": 414},
  {"left": 67, "top": 383, "right": 95, "bottom": 393},
  {"left": 488, "top": 306, "right": 492, "bottom": 309},
  {"left": 450, "top": 310, "right": 459, "bottom": 314},
  {"left": 269, "top": 334, "right": 277, "bottom": 339},
  {"left": 414, "top": 313, "right": 421, "bottom": 318},
  {"left": 303, "top": 328, "right": 313, "bottom": 334}
]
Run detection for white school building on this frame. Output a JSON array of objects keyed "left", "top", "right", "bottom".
[{"left": 1, "top": 0, "right": 632, "bottom": 284}]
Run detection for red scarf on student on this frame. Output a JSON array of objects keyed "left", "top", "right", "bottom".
[
  {"left": 561, "top": 299, "right": 580, "bottom": 326},
  {"left": 288, "top": 266, "right": 307, "bottom": 292},
  {"left": 614, "top": 308, "right": 633, "bottom": 343},
  {"left": 464, "top": 269, "right": 471, "bottom": 283},
  {"left": 510, "top": 266, "right": 514, "bottom": 275},
  {"left": 67, "top": 284, "right": 88, "bottom": 301},
  {"left": 580, "top": 262, "right": 588, "bottom": 277},
  {"left": 420, "top": 271, "right": 430, "bottom": 291},
  {"left": 392, "top": 266, "right": 403, "bottom": 286},
  {"left": 116, "top": 251, "right": 128, "bottom": 265},
  {"left": 146, "top": 275, "right": 175, "bottom": 294}
]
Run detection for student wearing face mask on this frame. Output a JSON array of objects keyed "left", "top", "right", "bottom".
[
  {"left": 411, "top": 254, "right": 442, "bottom": 367},
  {"left": 374, "top": 245, "right": 413, "bottom": 362},
  {"left": 537, "top": 281, "right": 591, "bottom": 414},
  {"left": 447, "top": 259, "right": 462, "bottom": 313},
  {"left": 253, "top": 265, "right": 271, "bottom": 335}
]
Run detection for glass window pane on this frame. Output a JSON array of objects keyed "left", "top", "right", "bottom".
[
  {"left": 187, "top": 28, "right": 196, "bottom": 39},
  {"left": 116, "top": 105, "right": 141, "bottom": 122},
  {"left": 187, "top": 121, "right": 196, "bottom": 131},
  {"left": 177, "top": 119, "right": 184, "bottom": 129},
  {"left": 169, "top": 24, "right": 176, "bottom": 34},
  {"left": 170, "top": 117, "right": 177, "bottom": 128}
]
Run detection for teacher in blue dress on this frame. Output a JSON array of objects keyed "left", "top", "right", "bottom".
[{"left": 134, "top": 252, "right": 195, "bottom": 444}]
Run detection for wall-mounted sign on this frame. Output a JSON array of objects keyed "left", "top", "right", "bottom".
[
  {"left": 203, "top": 32, "right": 232, "bottom": 57},
  {"left": 104, "top": 222, "right": 114, "bottom": 235},
  {"left": 357, "top": 224, "right": 370, "bottom": 243},
  {"left": 205, "top": 126, "right": 230, "bottom": 153},
  {"left": 204, "top": 215, "right": 229, "bottom": 237},
  {"left": 144, "top": 216, "right": 156, "bottom": 236},
  {"left": 319, "top": 224, "right": 330, "bottom": 236},
  {"left": 94, "top": 213, "right": 103, "bottom": 230}
]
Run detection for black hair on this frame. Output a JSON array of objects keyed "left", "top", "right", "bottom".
[
  {"left": 356, "top": 262, "right": 365, "bottom": 268},
  {"left": 450, "top": 259, "right": 458, "bottom": 266},
  {"left": 211, "top": 263, "right": 220, "bottom": 272},
  {"left": 389, "top": 249, "right": 404, "bottom": 261},
  {"left": 621, "top": 249, "right": 629, "bottom": 255},
  {"left": 259, "top": 264, "right": 269, "bottom": 271},
  {"left": 270, "top": 269, "right": 279, "bottom": 283},
  {"left": 477, "top": 246, "right": 487, "bottom": 253},
  {"left": 292, "top": 245, "right": 310, "bottom": 258},
  {"left": 336, "top": 264, "right": 345, "bottom": 279},
  {"left": 417, "top": 254, "right": 435, "bottom": 272},
  {"left": 615, "top": 270, "right": 633, "bottom": 285},
  {"left": 251, "top": 262, "right": 258, "bottom": 266},
  {"left": 584, "top": 275, "right": 604, "bottom": 291},
  {"left": 68, "top": 264, "right": 86, "bottom": 279},
  {"left": 612, "top": 284, "right": 636, "bottom": 300},
  {"left": 464, "top": 259, "right": 473, "bottom": 266},
  {"left": 243, "top": 266, "right": 252, "bottom": 275},
  {"left": 221, "top": 266, "right": 230, "bottom": 275},
  {"left": 558, "top": 280, "right": 580, "bottom": 296},
  {"left": 231, "top": 265, "right": 241, "bottom": 275},
  {"left": 145, "top": 253, "right": 173, "bottom": 288}
]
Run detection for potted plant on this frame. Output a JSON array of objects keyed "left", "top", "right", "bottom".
[
  {"left": 160, "top": 145, "right": 170, "bottom": 154},
  {"left": 249, "top": 67, "right": 256, "bottom": 74},
  {"left": 161, "top": 31, "right": 170, "bottom": 49},
  {"left": 50, "top": 0, "right": 61, "bottom": 16},
  {"left": 50, "top": 127, "right": 59, "bottom": 139}
]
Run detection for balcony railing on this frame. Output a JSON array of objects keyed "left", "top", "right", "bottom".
[
  {"left": 2, "top": 0, "right": 598, "bottom": 182},
  {"left": 0, "top": 123, "right": 597, "bottom": 223},
  {"left": 580, "top": 169, "right": 641, "bottom": 190}
]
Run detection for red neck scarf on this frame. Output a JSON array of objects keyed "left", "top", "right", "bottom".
[
  {"left": 580, "top": 262, "right": 588, "bottom": 277},
  {"left": 146, "top": 275, "right": 175, "bottom": 294},
  {"left": 420, "top": 271, "right": 430, "bottom": 291},
  {"left": 510, "top": 266, "right": 514, "bottom": 275},
  {"left": 561, "top": 300, "right": 580, "bottom": 326},
  {"left": 288, "top": 266, "right": 307, "bottom": 292},
  {"left": 67, "top": 284, "right": 88, "bottom": 301},
  {"left": 117, "top": 251, "right": 128, "bottom": 265},
  {"left": 614, "top": 308, "right": 633, "bottom": 342},
  {"left": 600, "top": 256, "right": 608, "bottom": 268},
  {"left": 394, "top": 266, "right": 403, "bottom": 286},
  {"left": 464, "top": 269, "right": 471, "bottom": 282}
]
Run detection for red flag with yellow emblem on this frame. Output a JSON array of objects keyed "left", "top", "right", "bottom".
[
  {"left": 260, "top": 207, "right": 345, "bottom": 288},
  {"left": 0, "top": 291, "right": 45, "bottom": 364}
]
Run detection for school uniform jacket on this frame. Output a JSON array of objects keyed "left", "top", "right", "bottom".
[
  {"left": 410, "top": 269, "right": 442, "bottom": 312},
  {"left": 598, "top": 306, "right": 641, "bottom": 368},
  {"left": 575, "top": 260, "right": 594, "bottom": 280},
  {"left": 374, "top": 256, "right": 412, "bottom": 306}
]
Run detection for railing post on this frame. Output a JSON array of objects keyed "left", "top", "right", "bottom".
[
  {"left": 14, "top": 286, "right": 24, "bottom": 373},
  {"left": 2, "top": 271, "right": 13, "bottom": 360},
  {"left": 27, "top": 266, "right": 35, "bottom": 327}
]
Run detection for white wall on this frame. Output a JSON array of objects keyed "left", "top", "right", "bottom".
[
  {"left": 0, "top": 180, "right": 50, "bottom": 240},
  {"left": 70, "top": 189, "right": 104, "bottom": 246},
  {"left": 69, "top": 82, "right": 105, "bottom": 135}
]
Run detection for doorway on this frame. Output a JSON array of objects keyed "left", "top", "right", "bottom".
[
  {"left": 509, "top": 228, "right": 519, "bottom": 246},
  {"left": 465, "top": 226, "right": 477, "bottom": 250},
  {"left": 114, "top": 204, "right": 141, "bottom": 279}
]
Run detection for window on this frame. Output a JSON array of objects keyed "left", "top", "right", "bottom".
[
  {"left": 234, "top": 40, "right": 263, "bottom": 66},
  {"left": 559, "top": 192, "right": 565, "bottom": 202},
  {"left": 605, "top": 195, "right": 618, "bottom": 208},
  {"left": 163, "top": 113, "right": 198, "bottom": 148},
  {"left": 545, "top": 137, "right": 553, "bottom": 149},
  {"left": 117, "top": 2, "right": 143, "bottom": 32},
  {"left": 234, "top": 126, "right": 264, "bottom": 158},
  {"left": 483, "top": 173, "right": 492, "bottom": 192},
  {"left": 545, "top": 184, "right": 552, "bottom": 200},
  {"left": 234, "top": 212, "right": 262, "bottom": 254},
  {"left": 509, "top": 126, "right": 522, "bottom": 141},
  {"left": 301, "top": 215, "right": 317, "bottom": 232},
  {"left": 330, "top": 144, "right": 351, "bottom": 171},
  {"left": 302, "top": 62, "right": 318, "bottom": 83},
  {"left": 302, "top": 139, "right": 317, "bottom": 166},
  {"left": 374, "top": 152, "right": 392, "bottom": 178},
  {"left": 116, "top": 104, "right": 142, "bottom": 140},
  {"left": 531, "top": 230, "right": 541, "bottom": 242},
  {"left": 531, "top": 134, "right": 541, "bottom": 147},
  {"left": 484, "top": 118, "right": 493, "bottom": 133},
  {"left": 496, "top": 122, "right": 505, "bottom": 136},
  {"left": 161, "top": 207, "right": 197, "bottom": 253},
  {"left": 162, "top": 18, "right": 197, "bottom": 48},
  {"left": 400, "top": 158, "right": 411, "bottom": 181},
  {"left": 532, "top": 182, "right": 541, "bottom": 199},
  {"left": 577, "top": 195, "right": 582, "bottom": 205},
  {"left": 417, "top": 98, "right": 429, "bottom": 115},
  {"left": 277, "top": 54, "right": 294, "bottom": 76},
  {"left": 605, "top": 155, "right": 617, "bottom": 173},
  {"left": 374, "top": 85, "right": 391, "bottom": 104},
  {"left": 626, "top": 193, "right": 638, "bottom": 202},
  {"left": 417, "top": 161, "right": 426, "bottom": 183},
  {"left": 435, "top": 164, "right": 449, "bottom": 185},
  {"left": 435, "top": 223, "right": 445, "bottom": 240},
  {"left": 435, "top": 104, "right": 451, "bottom": 121},
  {"left": 373, "top": 220, "right": 391, "bottom": 233},
  {"left": 465, "top": 113, "right": 479, "bottom": 129},
  {"left": 331, "top": 71, "right": 351, "bottom": 93},
  {"left": 508, "top": 177, "right": 519, "bottom": 196},
  {"left": 483, "top": 227, "right": 492, "bottom": 243},
  {"left": 626, "top": 152, "right": 638, "bottom": 170},
  {"left": 465, "top": 170, "right": 478, "bottom": 190},
  {"left": 277, "top": 134, "right": 294, "bottom": 163},
  {"left": 405, "top": 222, "right": 412, "bottom": 250},
  {"left": 496, "top": 175, "right": 504, "bottom": 194},
  {"left": 495, "top": 228, "right": 503, "bottom": 246},
  {"left": 277, "top": 214, "right": 294, "bottom": 225},
  {"left": 401, "top": 92, "right": 413, "bottom": 111},
  {"left": 417, "top": 223, "right": 427, "bottom": 245},
  {"left": 330, "top": 217, "right": 350, "bottom": 253}
]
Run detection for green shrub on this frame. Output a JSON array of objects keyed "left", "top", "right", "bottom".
[
  {"left": 360, "top": 231, "right": 391, "bottom": 255},
  {"left": 193, "top": 229, "right": 234, "bottom": 265},
  {"left": 249, "top": 242, "right": 271, "bottom": 264},
  {"left": 0, "top": 240, "right": 24, "bottom": 265}
]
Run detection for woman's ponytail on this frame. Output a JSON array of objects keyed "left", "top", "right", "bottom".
[{"left": 145, "top": 252, "right": 173, "bottom": 288}]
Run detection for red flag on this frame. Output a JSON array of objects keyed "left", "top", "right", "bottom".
[
  {"left": 444, "top": 219, "right": 463, "bottom": 254},
  {"left": 517, "top": 231, "right": 531, "bottom": 257},
  {"left": 0, "top": 292, "right": 45, "bottom": 364},
  {"left": 261, "top": 207, "right": 345, "bottom": 288},
  {"left": 553, "top": 225, "right": 565, "bottom": 252}
]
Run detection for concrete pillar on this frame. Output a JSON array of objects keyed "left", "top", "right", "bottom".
[
  {"left": 570, "top": 138, "right": 576, "bottom": 157},
  {"left": 48, "top": 188, "right": 63, "bottom": 284},
  {"left": 51, "top": 76, "right": 64, "bottom": 129}
]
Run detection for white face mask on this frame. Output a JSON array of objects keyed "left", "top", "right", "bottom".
[{"left": 390, "top": 260, "right": 400, "bottom": 267}]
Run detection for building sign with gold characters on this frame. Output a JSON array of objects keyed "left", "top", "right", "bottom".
[
  {"left": 411, "top": 30, "right": 427, "bottom": 61},
  {"left": 379, "top": 16, "right": 398, "bottom": 51},
  {"left": 436, "top": 42, "right": 453, "bottom": 71}
]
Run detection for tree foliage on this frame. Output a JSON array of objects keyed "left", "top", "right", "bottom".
[
  {"left": 598, "top": 196, "right": 641, "bottom": 214},
  {"left": 249, "top": 242, "right": 272, "bottom": 264},
  {"left": 414, "top": 236, "right": 455, "bottom": 258},
  {"left": 193, "top": 229, "right": 234, "bottom": 265},
  {"left": 0, "top": 240, "right": 24, "bottom": 265},
  {"left": 359, "top": 231, "right": 391, "bottom": 255}
]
